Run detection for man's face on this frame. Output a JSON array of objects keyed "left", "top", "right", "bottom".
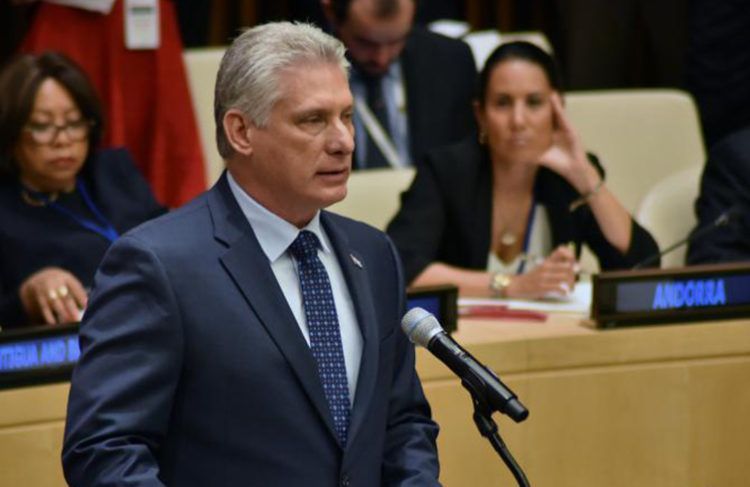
[
  {"left": 237, "top": 62, "right": 355, "bottom": 227},
  {"left": 334, "top": 0, "right": 415, "bottom": 76}
]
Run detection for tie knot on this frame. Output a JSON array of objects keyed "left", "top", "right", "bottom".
[{"left": 289, "top": 230, "right": 321, "bottom": 262}]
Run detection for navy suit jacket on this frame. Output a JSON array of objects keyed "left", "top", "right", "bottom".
[{"left": 62, "top": 174, "right": 440, "bottom": 486}]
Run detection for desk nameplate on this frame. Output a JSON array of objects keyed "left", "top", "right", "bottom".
[{"left": 592, "top": 263, "right": 750, "bottom": 327}]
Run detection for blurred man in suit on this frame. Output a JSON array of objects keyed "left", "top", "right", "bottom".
[
  {"left": 62, "top": 21, "right": 440, "bottom": 486},
  {"left": 688, "top": 126, "right": 750, "bottom": 265},
  {"left": 323, "top": 0, "right": 476, "bottom": 169}
]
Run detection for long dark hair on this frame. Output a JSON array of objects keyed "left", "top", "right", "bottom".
[
  {"left": 476, "top": 41, "right": 563, "bottom": 105},
  {"left": 0, "top": 51, "right": 104, "bottom": 181}
]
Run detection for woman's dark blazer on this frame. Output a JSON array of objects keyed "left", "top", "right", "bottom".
[
  {"left": 0, "top": 148, "right": 166, "bottom": 328},
  {"left": 386, "top": 137, "right": 660, "bottom": 284}
]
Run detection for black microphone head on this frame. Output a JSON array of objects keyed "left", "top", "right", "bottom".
[{"left": 401, "top": 307, "right": 443, "bottom": 348}]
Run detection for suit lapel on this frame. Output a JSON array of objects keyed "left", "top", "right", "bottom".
[
  {"left": 321, "top": 213, "right": 380, "bottom": 446},
  {"left": 208, "top": 175, "right": 339, "bottom": 443}
]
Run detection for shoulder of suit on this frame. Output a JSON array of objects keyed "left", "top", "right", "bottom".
[
  {"left": 85, "top": 147, "right": 141, "bottom": 182},
  {"left": 709, "top": 127, "right": 750, "bottom": 165},
  {"left": 120, "top": 193, "right": 209, "bottom": 242},
  {"left": 406, "top": 26, "right": 473, "bottom": 56}
]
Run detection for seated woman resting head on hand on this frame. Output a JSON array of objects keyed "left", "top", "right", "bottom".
[
  {"left": 386, "top": 41, "right": 659, "bottom": 299},
  {"left": 0, "top": 52, "right": 165, "bottom": 328}
]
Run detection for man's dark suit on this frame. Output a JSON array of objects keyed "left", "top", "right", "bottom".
[
  {"left": 687, "top": 126, "right": 750, "bottom": 264},
  {"left": 62, "top": 174, "right": 440, "bottom": 486},
  {"left": 388, "top": 27, "right": 476, "bottom": 166}
]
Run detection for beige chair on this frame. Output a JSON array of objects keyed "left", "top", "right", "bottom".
[
  {"left": 183, "top": 47, "right": 226, "bottom": 186},
  {"left": 328, "top": 168, "right": 416, "bottom": 230},
  {"left": 635, "top": 166, "right": 702, "bottom": 268},
  {"left": 565, "top": 89, "right": 705, "bottom": 214}
]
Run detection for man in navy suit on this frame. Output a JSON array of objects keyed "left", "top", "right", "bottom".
[{"left": 62, "top": 21, "right": 440, "bottom": 486}]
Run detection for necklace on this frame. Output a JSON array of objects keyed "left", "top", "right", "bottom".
[
  {"left": 21, "top": 188, "right": 60, "bottom": 207},
  {"left": 495, "top": 211, "right": 519, "bottom": 247},
  {"left": 500, "top": 230, "right": 517, "bottom": 247}
]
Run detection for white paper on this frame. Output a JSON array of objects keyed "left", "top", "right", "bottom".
[{"left": 460, "top": 280, "right": 593, "bottom": 315}]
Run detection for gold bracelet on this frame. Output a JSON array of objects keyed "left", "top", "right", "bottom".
[{"left": 569, "top": 178, "right": 604, "bottom": 211}]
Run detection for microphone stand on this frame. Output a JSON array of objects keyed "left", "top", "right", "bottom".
[{"left": 462, "top": 378, "right": 530, "bottom": 487}]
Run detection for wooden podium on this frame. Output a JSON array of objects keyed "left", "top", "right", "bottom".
[{"left": 1, "top": 313, "right": 749, "bottom": 486}]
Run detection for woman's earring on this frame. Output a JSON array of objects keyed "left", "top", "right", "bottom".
[{"left": 478, "top": 130, "right": 487, "bottom": 145}]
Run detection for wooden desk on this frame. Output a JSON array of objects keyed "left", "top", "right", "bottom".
[
  {"left": 1, "top": 315, "right": 748, "bottom": 486},
  {"left": 421, "top": 314, "right": 750, "bottom": 486}
]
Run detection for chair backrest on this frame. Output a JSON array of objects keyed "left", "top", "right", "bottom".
[
  {"left": 183, "top": 47, "right": 226, "bottom": 186},
  {"left": 635, "top": 166, "right": 702, "bottom": 268},
  {"left": 565, "top": 89, "right": 705, "bottom": 213},
  {"left": 328, "top": 168, "right": 416, "bottom": 230}
]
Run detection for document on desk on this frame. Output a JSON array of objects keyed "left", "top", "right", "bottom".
[{"left": 460, "top": 280, "right": 592, "bottom": 315}]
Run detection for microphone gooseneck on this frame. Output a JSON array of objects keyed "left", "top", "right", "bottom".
[{"left": 632, "top": 204, "right": 741, "bottom": 270}]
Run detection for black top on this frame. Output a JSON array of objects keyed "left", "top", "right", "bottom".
[
  {"left": 687, "top": 126, "right": 750, "bottom": 265},
  {"left": 0, "top": 148, "right": 166, "bottom": 328},
  {"left": 386, "top": 137, "right": 660, "bottom": 283}
]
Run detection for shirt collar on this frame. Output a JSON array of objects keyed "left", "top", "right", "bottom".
[{"left": 226, "top": 171, "right": 331, "bottom": 262}]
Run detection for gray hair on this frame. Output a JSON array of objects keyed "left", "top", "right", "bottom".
[{"left": 214, "top": 21, "right": 350, "bottom": 159}]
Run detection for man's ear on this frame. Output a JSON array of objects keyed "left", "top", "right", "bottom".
[{"left": 222, "top": 109, "right": 254, "bottom": 156}]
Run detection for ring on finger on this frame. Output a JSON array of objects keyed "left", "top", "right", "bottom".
[
  {"left": 58, "top": 285, "right": 69, "bottom": 298},
  {"left": 48, "top": 289, "right": 59, "bottom": 300}
]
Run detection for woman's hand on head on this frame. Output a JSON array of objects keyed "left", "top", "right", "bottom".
[
  {"left": 19, "top": 267, "right": 88, "bottom": 325},
  {"left": 537, "top": 93, "right": 600, "bottom": 193},
  {"left": 506, "top": 244, "right": 577, "bottom": 300}
]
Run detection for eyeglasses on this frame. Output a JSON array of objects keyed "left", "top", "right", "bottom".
[{"left": 24, "top": 119, "right": 93, "bottom": 145}]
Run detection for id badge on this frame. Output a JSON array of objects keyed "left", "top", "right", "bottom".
[{"left": 124, "top": 0, "right": 160, "bottom": 50}]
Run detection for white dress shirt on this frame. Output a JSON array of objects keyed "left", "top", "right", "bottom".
[{"left": 227, "top": 172, "right": 363, "bottom": 404}]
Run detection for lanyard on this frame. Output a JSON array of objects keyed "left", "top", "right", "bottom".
[
  {"left": 354, "top": 95, "right": 406, "bottom": 169},
  {"left": 516, "top": 199, "right": 537, "bottom": 275},
  {"left": 27, "top": 180, "right": 120, "bottom": 243}
]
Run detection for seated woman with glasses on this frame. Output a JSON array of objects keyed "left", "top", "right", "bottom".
[
  {"left": 0, "top": 52, "right": 166, "bottom": 328},
  {"left": 387, "top": 41, "right": 659, "bottom": 299}
]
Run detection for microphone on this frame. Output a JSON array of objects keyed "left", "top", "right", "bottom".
[
  {"left": 632, "top": 204, "right": 743, "bottom": 269},
  {"left": 401, "top": 307, "right": 529, "bottom": 423}
]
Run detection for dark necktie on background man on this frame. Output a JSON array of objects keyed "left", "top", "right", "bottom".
[
  {"left": 289, "top": 230, "right": 351, "bottom": 445},
  {"left": 363, "top": 75, "right": 391, "bottom": 169}
]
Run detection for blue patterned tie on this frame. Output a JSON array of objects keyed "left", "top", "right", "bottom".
[{"left": 289, "top": 230, "right": 351, "bottom": 445}]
